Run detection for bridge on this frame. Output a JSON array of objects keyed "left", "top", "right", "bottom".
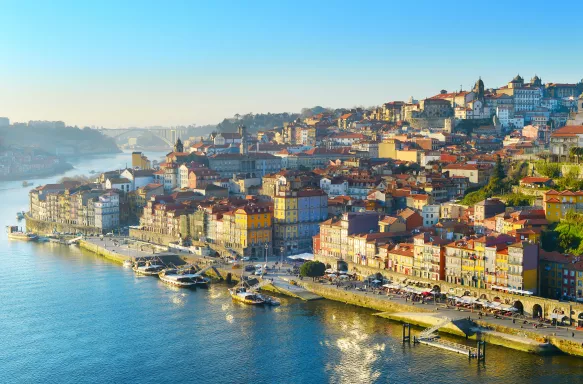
[{"left": 99, "top": 127, "right": 199, "bottom": 146}]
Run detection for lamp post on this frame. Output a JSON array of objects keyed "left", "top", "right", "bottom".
[
  {"left": 264, "top": 243, "right": 269, "bottom": 265},
  {"left": 280, "top": 246, "right": 285, "bottom": 267}
]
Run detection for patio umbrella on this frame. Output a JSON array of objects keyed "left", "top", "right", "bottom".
[
  {"left": 328, "top": 274, "right": 337, "bottom": 278},
  {"left": 339, "top": 275, "right": 349, "bottom": 279},
  {"left": 372, "top": 279, "right": 381, "bottom": 283}
]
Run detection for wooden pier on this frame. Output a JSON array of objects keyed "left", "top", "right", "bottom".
[{"left": 403, "top": 318, "right": 486, "bottom": 361}]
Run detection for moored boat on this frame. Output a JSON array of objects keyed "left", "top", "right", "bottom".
[
  {"left": 123, "top": 260, "right": 134, "bottom": 268},
  {"left": 229, "top": 287, "right": 265, "bottom": 305},
  {"left": 133, "top": 260, "right": 165, "bottom": 276},
  {"left": 158, "top": 268, "right": 198, "bottom": 288},
  {"left": 6, "top": 226, "right": 37, "bottom": 241}
]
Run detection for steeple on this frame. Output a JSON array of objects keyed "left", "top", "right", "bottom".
[
  {"left": 174, "top": 138, "right": 183, "bottom": 153},
  {"left": 238, "top": 125, "right": 248, "bottom": 155}
]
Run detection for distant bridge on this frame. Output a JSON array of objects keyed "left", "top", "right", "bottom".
[{"left": 99, "top": 127, "right": 198, "bottom": 146}]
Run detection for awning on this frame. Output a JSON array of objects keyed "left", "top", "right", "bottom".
[{"left": 287, "top": 253, "right": 314, "bottom": 260}]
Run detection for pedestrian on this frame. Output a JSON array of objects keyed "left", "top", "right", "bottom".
[{"left": 573, "top": 332, "right": 575, "bottom": 338}]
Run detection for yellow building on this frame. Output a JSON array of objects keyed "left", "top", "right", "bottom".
[
  {"left": 234, "top": 204, "right": 272, "bottom": 257},
  {"left": 543, "top": 190, "right": 583, "bottom": 222},
  {"left": 131, "top": 152, "right": 151, "bottom": 169},
  {"left": 378, "top": 139, "right": 399, "bottom": 159}
]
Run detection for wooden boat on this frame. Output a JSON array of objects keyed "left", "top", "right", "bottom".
[
  {"left": 132, "top": 260, "right": 165, "bottom": 276},
  {"left": 229, "top": 287, "right": 265, "bottom": 305},
  {"left": 6, "top": 226, "right": 37, "bottom": 241}
]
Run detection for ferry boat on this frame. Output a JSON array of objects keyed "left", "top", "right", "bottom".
[
  {"left": 132, "top": 260, "right": 165, "bottom": 276},
  {"left": 158, "top": 268, "right": 198, "bottom": 288},
  {"left": 228, "top": 287, "right": 265, "bottom": 305},
  {"left": 6, "top": 226, "right": 38, "bottom": 241},
  {"left": 16, "top": 211, "right": 25, "bottom": 220}
]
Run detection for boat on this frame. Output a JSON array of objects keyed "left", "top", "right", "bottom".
[
  {"left": 6, "top": 226, "right": 38, "bottom": 241},
  {"left": 22, "top": 181, "right": 31, "bottom": 187},
  {"left": 132, "top": 259, "right": 165, "bottom": 276},
  {"left": 16, "top": 211, "right": 25, "bottom": 220},
  {"left": 158, "top": 268, "right": 198, "bottom": 288},
  {"left": 257, "top": 293, "right": 281, "bottom": 306},
  {"left": 228, "top": 287, "right": 265, "bottom": 305},
  {"left": 123, "top": 260, "right": 134, "bottom": 268}
]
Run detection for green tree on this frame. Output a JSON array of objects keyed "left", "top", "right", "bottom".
[{"left": 300, "top": 261, "right": 326, "bottom": 280}]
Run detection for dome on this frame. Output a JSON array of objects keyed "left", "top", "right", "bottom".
[
  {"left": 512, "top": 74, "right": 523, "bottom": 82},
  {"left": 531, "top": 75, "right": 540, "bottom": 81}
]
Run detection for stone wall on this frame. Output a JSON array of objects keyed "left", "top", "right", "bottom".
[
  {"left": 315, "top": 254, "right": 583, "bottom": 322},
  {"left": 129, "top": 228, "right": 179, "bottom": 245},
  {"left": 408, "top": 117, "right": 446, "bottom": 129},
  {"left": 298, "top": 280, "right": 429, "bottom": 314},
  {"left": 26, "top": 214, "right": 101, "bottom": 235}
]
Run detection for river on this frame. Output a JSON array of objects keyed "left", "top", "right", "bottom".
[{"left": 1, "top": 151, "right": 583, "bottom": 383}]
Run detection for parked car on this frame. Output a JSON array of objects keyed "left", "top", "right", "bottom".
[
  {"left": 242, "top": 257, "right": 250, "bottom": 261},
  {"left": 254, "top": 269, "right": 264, "bottom": 276},
  {"left": 244, "top": 265, "right": 256, "bottom": 272}
]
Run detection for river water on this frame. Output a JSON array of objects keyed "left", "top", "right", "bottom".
[{"left": 1, "top": 151, "right": 583, "bottom": 383}]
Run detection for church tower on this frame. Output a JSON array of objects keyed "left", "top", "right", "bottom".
[
  {"left": 174, "top": 138, "right": 184, "bottom": 153},
  {"left": 473, "top": 77, "right": 485, "bottom": 100},
  {"left": 238, "top": 125, "right": 248, "bottom": 155}
]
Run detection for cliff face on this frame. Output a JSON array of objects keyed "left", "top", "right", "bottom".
[{"left": 0, "top": 126, "right": 120, "bottom": 155}]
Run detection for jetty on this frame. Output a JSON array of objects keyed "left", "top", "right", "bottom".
[{"left": 409, "top": 317, "right": 484, "bottom": 359}]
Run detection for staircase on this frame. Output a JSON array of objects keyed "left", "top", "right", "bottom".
[
  {"left": 419, "top": 317, "right": 453, "bottom": 339},
  {"left": 249, "top": 279, "right": 274, "bottom": 292}
]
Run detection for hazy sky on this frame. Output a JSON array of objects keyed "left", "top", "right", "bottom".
[{"left": 1, "top": 1, "right": 582, "bottom": 128}]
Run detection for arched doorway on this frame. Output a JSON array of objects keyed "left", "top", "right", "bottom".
[
  {"left": 479, "top": 294, "right": 488, "bottom": 300},
  {"left": 513, "top": 301, "right": 524, "bottom": 315},
  {"left": 578, "top": 312, "right": 583, "bottom": 328},
  {"left": 533, "top": 304, "right": 543, "bottom": 319}
]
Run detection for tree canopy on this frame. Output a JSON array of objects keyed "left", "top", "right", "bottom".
[{"left": 299, "top": 261, "right": 326, "bottom": 279}]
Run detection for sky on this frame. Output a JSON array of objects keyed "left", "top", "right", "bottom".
[{"left": 0, "top": 0, "right": 582, "bottom": 128}]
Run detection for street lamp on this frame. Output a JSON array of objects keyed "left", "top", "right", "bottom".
[
  {"left": 280, "top": 246, "right": 285, "bottom": 266},
  {"left": 264, "top": 243, "right": 269, "bottom": 265}
]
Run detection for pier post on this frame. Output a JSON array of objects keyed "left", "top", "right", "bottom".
[
  {"left": 402, "top": 323, "right": 411, "bottom": 343},
  {"left": 476, "top": 341, "right": 486, "bottom": 361}
]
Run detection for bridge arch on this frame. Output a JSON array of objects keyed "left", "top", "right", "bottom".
[
  {"left": 532, "top": 304, "right": 543, "bottom": 319},
  {"left": 513, "top": 300, "right": 524, "bottom": 315}
]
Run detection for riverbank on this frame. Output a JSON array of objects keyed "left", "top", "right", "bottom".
[
  {"left": 76, "top": 237, "right": 583, "bottom": 357},
  {"left": 295, "top": 279, "right": 583, "bottom": 357}
]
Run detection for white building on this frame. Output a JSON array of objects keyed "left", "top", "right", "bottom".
[
  {"left": 320, "top": 177, "right": 348, "bottom": 198},
  {"left": 422, "top": 205, "right": 440, "bottom": 227},
  {"left": 94, "top": 192, "right": 119, "bottom": 232},
  {"left": 514, "top": 88, "right": 542, "bottom": 112},
  {"left": 120, "top": 169, "right": 155, "bottom": 191},
  {"left": 105, "top": 177, "right": 131, "bottom": 193}
]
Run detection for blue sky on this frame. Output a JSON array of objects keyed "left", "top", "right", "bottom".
[{"left": 0, "top": 0, "right": 581, "bottom": 127}]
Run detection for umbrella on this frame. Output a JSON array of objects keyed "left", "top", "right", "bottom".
[
  {"left": 372, "top": 279, "right": 381, "bottom": 283},
  {"left": 328, "top": 274, "right": 337, "bottom": 278},
  {"left": 339, "top": 275, "right": 349, "bottom": 279}
]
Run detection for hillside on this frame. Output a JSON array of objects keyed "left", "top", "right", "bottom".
[{"left": 0, "top": 125, "right": 120, "bottom": 155}]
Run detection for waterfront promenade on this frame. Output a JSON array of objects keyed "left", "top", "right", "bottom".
[{"left": 77, "top": 236, "right": 583, "bottom": 357}]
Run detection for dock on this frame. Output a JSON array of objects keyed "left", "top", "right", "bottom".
[
  {"left": 261, "top": 276, "right": 323, "bottom": 301},
  {"left": 403, "top": 317, "right": 486, "bottom": 360}
]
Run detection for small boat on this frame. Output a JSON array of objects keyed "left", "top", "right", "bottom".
[
  {"left": 133, "top": 260, "right": 165, "bottom": 276},
  {"left": 6, "top": 226, "right": 37, "bottom": 241},
  {"left": 258, "top": 293, "right": 281, "bottom": 306},
  {"left": 158, "top": 268, "right": 198, "bottom": 288},
  {"left": 228, "top": 287, "right": 265, "bottom": 305},
  {"left": 22, "top": 181, "right": 31, "bottom": 187},
  {"left": 16, "top": 211, "right": 25, "bottom": 220},
  {"left": 123, "top": 260, "right": 134, "bottom": 268}
]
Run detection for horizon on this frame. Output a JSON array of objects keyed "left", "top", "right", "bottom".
[{"left": 1, "top": 1, "right": 582, "bottom": 128}]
